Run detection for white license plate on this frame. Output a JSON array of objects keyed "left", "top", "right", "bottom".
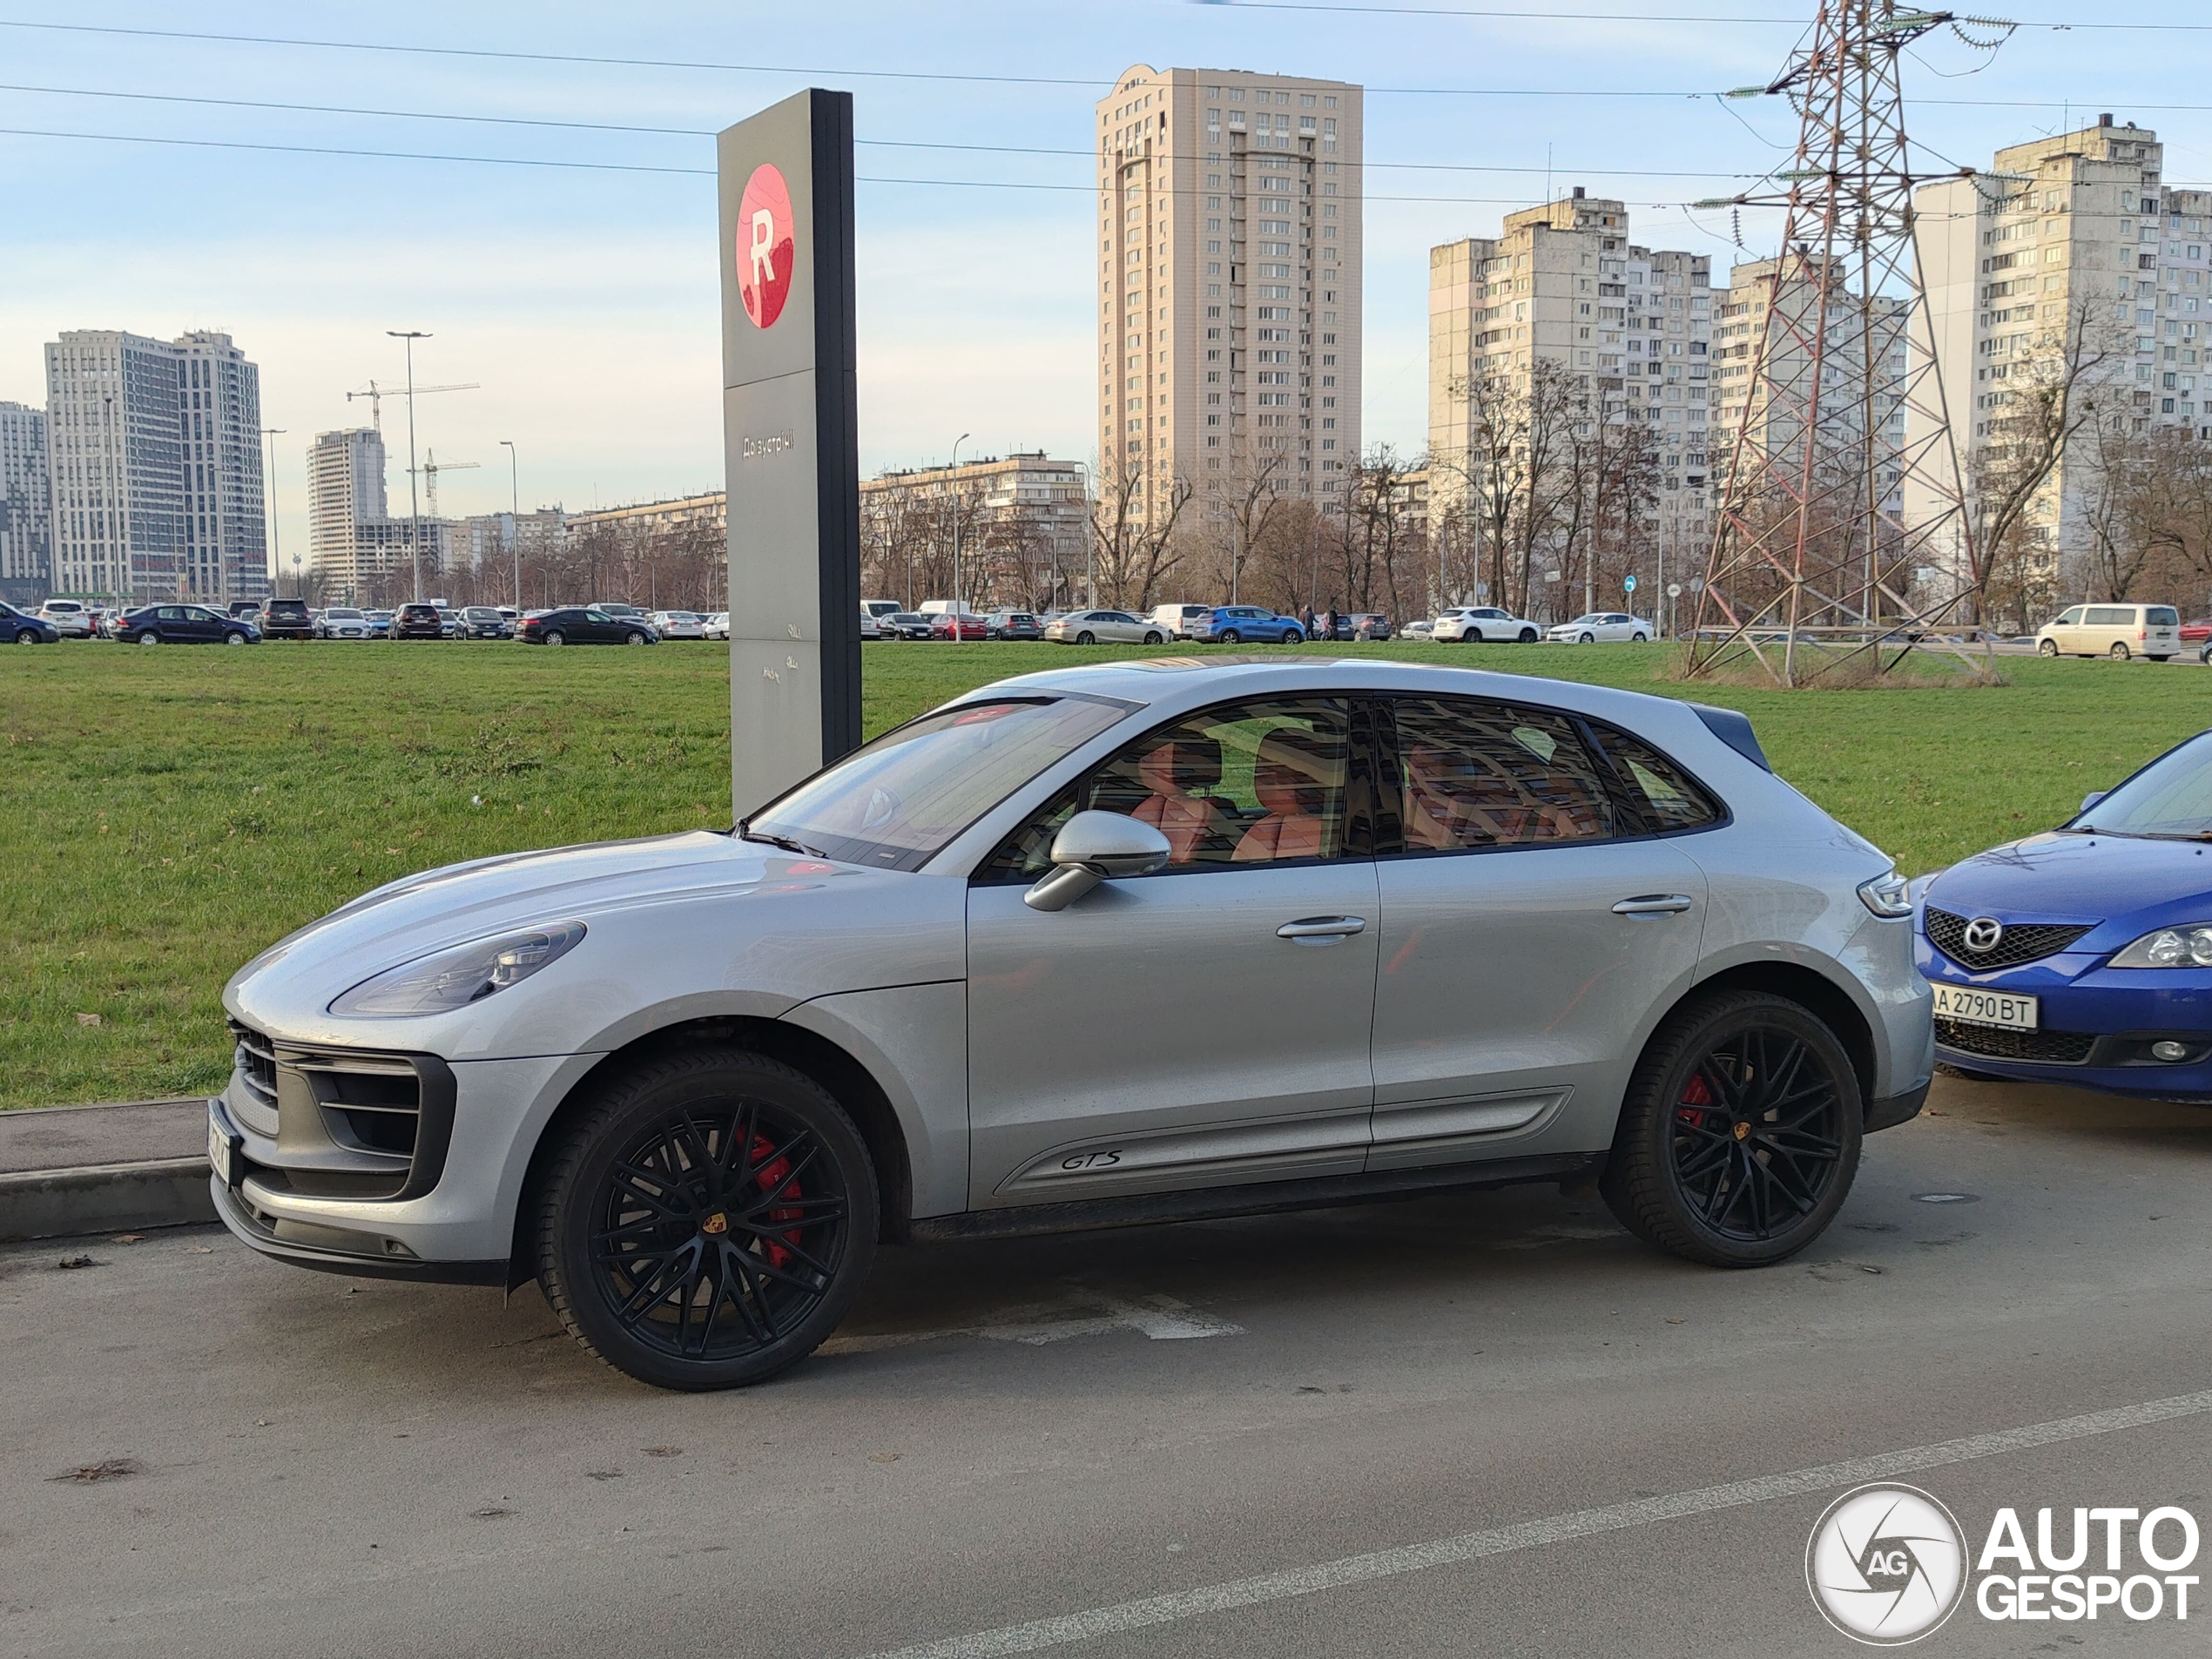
[
  {"left": 1931, "top": 983, "right": 2040, "bottom": 1030},
  {"left": 208, "top": 1112, "right": 243, "bottom": 1188}
]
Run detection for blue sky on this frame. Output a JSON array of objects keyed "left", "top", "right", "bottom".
[{"left": 3, "top": 1, "right": 2207, "bottom": 555}]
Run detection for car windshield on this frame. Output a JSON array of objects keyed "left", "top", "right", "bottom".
[
  {"left": 329, "top": 609, "right": 363, "bottom": 619},
  {"left": 745, "top": 695, "right": 1134, "bottom": 871},
  {"left": 2071, "top": 732, "right": 2212, "bottom": 838}
]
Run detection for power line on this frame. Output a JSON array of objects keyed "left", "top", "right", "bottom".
[
  {"left": 0, "top": 81, "right": 1777, "bottom": 177},
  {"left": 1201, "top": 0, "right": 2212, "bottom": 26},
  {"left": 0, "top": 124, "right": 2111, "bottom": 207},
  {"left": 7, "top": 15, "right": 2210, "bottom": 104}
]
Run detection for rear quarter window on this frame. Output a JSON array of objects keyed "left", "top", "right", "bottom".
[{"left": 1588, "top": 725, "right": 1724, "bottom": 833}]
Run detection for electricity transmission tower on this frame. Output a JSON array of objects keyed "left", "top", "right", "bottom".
[{"left": 1687, "top": 1, "right": 2006, "bottom": 685}]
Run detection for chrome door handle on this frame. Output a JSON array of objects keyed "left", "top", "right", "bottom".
[
  {"left": 1277, "top": 915, "right": 1368, "bottom": 940},
  {"left": 1612, "top": 894, "right": 1695, "bottom": 917}
]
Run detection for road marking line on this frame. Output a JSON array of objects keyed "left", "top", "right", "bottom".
[{"left": 857, "top": 1386, "right": 2212, "bottom": 1659}]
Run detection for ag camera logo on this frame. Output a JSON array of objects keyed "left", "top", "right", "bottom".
[{"left": 1806, "top": 1485, "right": 1968, "bottom": 1644}]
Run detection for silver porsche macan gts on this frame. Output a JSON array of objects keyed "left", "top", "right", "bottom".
[{"left": 210, "top": 658, "right": 1933, "bottom": 1390}]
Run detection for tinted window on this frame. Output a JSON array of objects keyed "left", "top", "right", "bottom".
[
  {"left": 750, "top": 695, "right": 1135, "bottom": 872},
  {"left": 2086, "top": 607, "right": 2131, "bottom": 626},
  {"left": 1393, "top": 698, "right": 1614, "bottom": 850},
  {"left": 2148, "top": 607, "right": 2180, "bottom": 627},
  {"left": 981, "top": 697, "right": 1353, "bottom": 879},
  {"left": 1588, "top": 725, "right": 1723, "bottom": 833}
]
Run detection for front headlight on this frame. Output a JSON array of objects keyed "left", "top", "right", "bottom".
[
  {"left": 2110, "top": 924, "right": 2212, "bottom": 969},
  {"left": 329, "top": 921, "right": 586, "bottom": 1016},
  {"left": 1857, "top": 871, "right": 1913, "bottom": 919}
]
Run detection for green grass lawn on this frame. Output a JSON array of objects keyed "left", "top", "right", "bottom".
[{"left": 5, "top": 637, "right": 2207, "bottom": 1109}]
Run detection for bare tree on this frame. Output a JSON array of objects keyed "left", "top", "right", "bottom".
[{"left": 1089, "top": 459, "right": 1193, "bottom": 610}]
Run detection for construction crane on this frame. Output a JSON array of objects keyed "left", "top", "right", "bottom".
[
  {"left": 347, "top": 379, "right": 479, "bottom": 432},
  {"left": 418, "top": 449, "right": 480, "bottom": 520}
]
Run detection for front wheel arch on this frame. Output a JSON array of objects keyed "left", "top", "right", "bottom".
[
  {"left": 1651, "top": 960, "right": 1878, "bottom": 1115},
  {"left": 509, "top": 1015, "right": 915, "bottom": 1291}
]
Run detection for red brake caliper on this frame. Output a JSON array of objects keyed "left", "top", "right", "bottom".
[
  {"left": 746, "top": 1135, "right": 802, "bottom": 1270},
  {"left": 1676, "top": 1069, "right": 1713, "bottom": 1130}
]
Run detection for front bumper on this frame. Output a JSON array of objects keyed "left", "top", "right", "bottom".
[
  {"left": 1918, "top": 938, "right": 2212, "bottom": 1097},
  {"left": 207, "top": 1027, "right": 584, "bottom": 1274}
]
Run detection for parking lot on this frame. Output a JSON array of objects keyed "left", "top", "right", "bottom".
[{"left": 6, "top": 1069, "right": 2209, "bottom": 1658}]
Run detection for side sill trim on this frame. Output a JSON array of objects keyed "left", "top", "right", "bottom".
[{"left": 911, "top": 1153, "right": 1599, "bottom": 1244}]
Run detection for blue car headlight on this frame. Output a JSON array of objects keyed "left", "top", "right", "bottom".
[
  {"left": 2110, "top": 924, "right": 2212, "bottom": 969},
  {"left": 329, "top": 921, "right": 586, "bottom": 1015}
]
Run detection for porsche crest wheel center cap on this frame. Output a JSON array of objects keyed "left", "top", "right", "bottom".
[{"left": 701, "top": 1213, "right": 729, "bottom": 1236}]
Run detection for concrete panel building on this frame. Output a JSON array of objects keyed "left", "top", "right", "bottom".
[
  {"left": 1907, "top": 116, "right": 2207, "bottom": 591},
  {"left": 860, "top": 451, "right": 1089, "bottom": 610},
  {"left": 1096, "top": 64, "right": 1362, "bottom": 543},
  {"left": 0, "top": 401, "right": 51, "bottom": 603},
  {"left": 1430, "top": 192, "right": 1715, "bottom": 577},
  {"left": 171, "top": 332, "right": 267, "bottom": 604}
]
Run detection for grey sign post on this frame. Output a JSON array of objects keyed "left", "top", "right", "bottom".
[{"left": 718, "top": 89, "right": 861, "bottom": 819}]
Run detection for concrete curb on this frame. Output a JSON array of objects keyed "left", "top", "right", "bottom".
[{"left": 0, "top": 1157, "right": 216, "bottom": 1243}]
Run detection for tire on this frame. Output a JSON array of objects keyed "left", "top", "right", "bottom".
[
  {"left": 2038, "top": 638, "right": 2060, "bottom": 658},
  {"left": 14, "top": 629, "right": 37, "bottom": 644},
  {"left": 2110, "top": 642, "right": 2131, "bottom": 661},
  {"left": 2150, "top": 655, "right": 2171, "bottom": 664},
  {"left": 625, "top": 631, "right": 649, "bottom": 645},
  {"left": 1632, "top": 632, "right": 1649, "bottom": 644},
  {"left": 1218, "top": 630, "right": 1240, "bottom": 644},
  {"left": 1143, "top": 631, "right": 1165, "bottom": 644},
  {"left": 536, "top": 1046, "right": 880, "bottom": 1392},
  {"left": 1283, "top": 628, "right": 1305, "bottom": 644},
  {"left": 224, "top": 631, "right": 246, "bottom": 646},
  {"left": 1466, "top": 629, "right": 1485, "bottom": 644},
  {"left": 1599, "top": 989, "right": 1863, "bottom": 1268},
  {"left": 1517, "top": 628, "right": 1536, "bottom": 643},
  {"left": 138, "top": 631, "right": 159, "bottom": 646},
  {"left": 1578, "top": 631, "right": 1595, "bottom": 644},
  {"left": 1076, "top": 631, "right": 1096, "bottom": 645},
  {"left": 543, "top": 631, "right": 565, "bottom": 647}
]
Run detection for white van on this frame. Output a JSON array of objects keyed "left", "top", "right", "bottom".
[
  {"left": 1148, "top": 604, "right": 1214, "bottom": 638},
  {"left": 2035, "top": 604, "right": 2181, "bottom": 662}
]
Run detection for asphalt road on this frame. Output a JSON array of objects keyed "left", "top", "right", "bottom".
[{"left": 6, "top": 1072, "right": 2212, "bottom": 1659}]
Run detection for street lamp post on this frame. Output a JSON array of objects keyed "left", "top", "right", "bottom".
[
  {"left": 387, "top": 330, "right": 430, "bottom": 601},
  {"left": 500, "top": 439, "right": 519, "bottom": 609},
  {"left": 949, "top": 432, "right": 971, "bottom": 637},
  {"left": 260, "top": 428, "right": 286, "bottom": 601}
]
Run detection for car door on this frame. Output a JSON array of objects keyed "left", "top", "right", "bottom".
[
  {"left": 1368, "top": 694, "right": 1710, "bottom": 1169},
  {"left": 582, "top": 609, "right": 618, "bottom": 643},
  {"left": 153, "top": 605, "right": 190, "bottom": 642},
  {"left": 966, "top": 694, "right": 1380, "bottom": 1207}
]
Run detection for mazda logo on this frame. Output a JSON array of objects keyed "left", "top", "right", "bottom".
[{"left": 1962, "top": 917, "right": 2004, "bottom": 953}]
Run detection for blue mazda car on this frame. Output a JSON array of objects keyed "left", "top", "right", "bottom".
[{"left": 1916, "top": 729, "right": 2212, "bottom": 1098}]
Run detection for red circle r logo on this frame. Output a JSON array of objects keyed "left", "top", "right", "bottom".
[{"left": 737, "top": 164, "right": 796, "bottom": 330}]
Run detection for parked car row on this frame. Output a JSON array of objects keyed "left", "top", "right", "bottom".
[{"left": 4, "top": 597, "right": 748, "bottom": 649}]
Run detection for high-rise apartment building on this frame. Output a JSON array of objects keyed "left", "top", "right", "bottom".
[
  {"left": 0, "top": 401, "right": 51, "bottom": 601},
  {"left": 306, "top": 427, "right": 389, "bottom": 584},
  {"left": 1711, "top": 255, "right": 1909, "bottom": 516},
  {"left": 43, "top": 328, "right": 265, "bottom": 603},
  {"left": 1430, "top": 192, "right": 1715, "bottom": 575},
  {"left": 172, "top": 332, "right": 266, "bottom": 603},
  {"left": 1096, "top": 64, "right": 1362, "bottom": 543},
  {"left": 1909, "top": 117, "right": 2209, "bottom": 586}
]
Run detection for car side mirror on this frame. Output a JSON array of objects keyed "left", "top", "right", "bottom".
[
  {"left": 1023, "top": 811, "right": 1172, "bottom": 912},
  {"left": 2080, "top": 791, "right": 2107, "bottom": 816}
]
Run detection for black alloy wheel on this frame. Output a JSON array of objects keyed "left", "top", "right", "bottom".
[
  {"left": 1285, "top": 628, "right": 1305, "bottom": 644},
  {"left": 1518, "top": 628, "right": 1538, "bottom": 642},
  {"left": 537, "top": 1048, "right": 878, "bottom": 1391},
  {"left": 1466, "top": 630, "right": 1485, "bottom": 644},
  {"left": 1601, "top": 990, "right": 1862, "bottom": 1267}
]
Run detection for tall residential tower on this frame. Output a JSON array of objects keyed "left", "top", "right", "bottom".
[
  {"left": 0, "top": 401, "right": 51, "bottom": 601},
  {"left": 1096, "top": 65, "right": 1362, "bottom": 543}
]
